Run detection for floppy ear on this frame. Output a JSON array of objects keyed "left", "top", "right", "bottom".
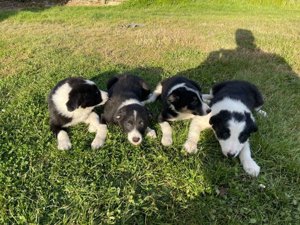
[
  {"left": 66, "top": 92, "right": 82, "bottom": 111},
  {"left": 167, "top": 89, "right": 181, "bottom": 103},
  {"left": 209, "top": 114, "right": 218, "bottom": 125},
  {"left": 245, "top": 112, "right": 258, "bottom": 133},
  {"left": 107, "top": 76, "right": 119, "bottom": 90}
]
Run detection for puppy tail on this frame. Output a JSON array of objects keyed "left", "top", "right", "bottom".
[{"left": 143, "top": 83, "right": 162, "bottom": 104}]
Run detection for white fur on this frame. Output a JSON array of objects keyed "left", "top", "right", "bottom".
[
  {"left": 52, "top": 82, "right": 108, "bottom": 149},
  {"left": 57, "top": 130, "right": 71, "bottom": 150},
  {"left": 160, "top": 121, "right": 173, "bottom": 146},
  {"left": 183, "top": 97, "right": 261, "bottom": 176},
  {"left": 99, "top": 91, "right": 109, "bottom": 106},
  {"left": 211, "top": 97, "right": 251, "bottom": 116},
  {"left": 85, "top": 112, "right": 107, "bottom": 149},
  {"left": 128, "top": 128, "right": 142, "bottom": 145},
  {"left": 52, "top": 83, "right": 73, "bottom": 118},
  {"left": 184, "top": 115, "right": 210, "bottom": 153},
  {"left": 117, "top": 98, "right": 143, "bottom": 111},
  {"left": 239, "top": 141, "right": 260, "bottom": 177},
  {"left": 218, "top": 119, "right": 246, "bottom": 157},
  {"left": 146, "top": 127, "right": 157, "bottom": 139},
  {"left": 85, "top": 79, "right": 95, "bottom": 85}
]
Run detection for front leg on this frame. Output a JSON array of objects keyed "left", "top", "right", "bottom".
[
  {"left": 159, "top": 121, "right": 173, "bottom": 146},
  {"left": 85, "top": 112, "right": 107, "bottom": 149},
  {"left": 145, "top": 127, "right": 157, "bottom": 139},
  {"left": 184, "top": 115, "right": 210, "bottom": 154},
  {"left": 239, "top": 141, "right": 260, "bottom": 177}
]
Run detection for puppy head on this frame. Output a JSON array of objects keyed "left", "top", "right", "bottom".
[
  {"left": 209, "top": 110, "right": 257, "bottom": 157},
  {"left": 168, "top": 87, "right": 210, "bottom": 116},
  {"left": 115, "top": 105, "right": 151, "bottom": 146},
  {"left": 66, "top": 80, "right": 108, "bottom": 111}
]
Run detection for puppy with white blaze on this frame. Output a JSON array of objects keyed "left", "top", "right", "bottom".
[
  {"left": 145, "top": 76, "right": 211, "bottom": 147},
  {"left": 48, "top": 77, "right": 108, "bottom": 150},
  {"left": 184, "top": 80, "right": 267, "bottom": 177},
  {"left": 101, "top": 74, "right": 156, "bottom": 146}
]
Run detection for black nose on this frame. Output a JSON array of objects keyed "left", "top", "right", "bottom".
[
  {"left": 132, "top": 137, "right": 140, "bottom": 143},
  {"left": 206, "top": 109, "right": 211, "bottom": 114},
  {"left": 227, "top": 152, "right": 235, "bottom": 158}
]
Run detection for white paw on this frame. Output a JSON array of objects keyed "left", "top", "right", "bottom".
[
  {"left": 58, "top": 140, "right": 72, "bottom": 150},
  {"left": 146, "top": 129, "right": 157, "bottom": 139},
  {"left": 88, "top": 124, "right": 97, "bottom": 133},
  {"left": 91, "top": 138, "right": 105, "bottom": 149},
  {"left": 243, "top": 160, "right": 260, "bottom": 177},
  {"left": 161, "top": 136, "right": 172, "bottom": 146},
  {"left": 184, "top": 140, "right": 198, "bottom": 154}
]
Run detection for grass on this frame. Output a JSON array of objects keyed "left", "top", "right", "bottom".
[{"left": 0, "top": 0, "right": 300, "bottom": 224}]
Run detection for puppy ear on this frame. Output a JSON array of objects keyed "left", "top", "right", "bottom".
[
  {"left": 66, "top": 92, "right": 82, "bottom": 111},
  {"left": 168, "top": 92, "right": 179, "bottom": 103},
  {"left": 107, "top": 76, "right": 119, "bottom": 90},
  {"left": 209, "top": 114, "right": 218, "bottom": 125},
  {"left": 245, "top": 112, "right": 258, "bottom": 133},
  {"left": 250, "top": 121, "right": 258, "bottom": 133}
]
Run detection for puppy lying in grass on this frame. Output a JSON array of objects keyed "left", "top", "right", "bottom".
[
  {"left": 145, "top": 76, "right": 210, "bottom": 147},
  {"left": 184, "top": 80, "right": 267, "bottom": 177},
  {"left": 101, "top": 74, "right": 156, "bottom": 146},
  {"left": 48, "top": 77, "right": 108, "bottom": 150}
]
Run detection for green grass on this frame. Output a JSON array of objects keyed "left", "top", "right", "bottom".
[{"left": 0, "top": 0, "right": 300, "bottom": 224}]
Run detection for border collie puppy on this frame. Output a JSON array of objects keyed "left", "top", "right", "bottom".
[
  {"left": 145, "top": 76, "right": 211, "bottom": 146},
  {"left": 48, "top": 77, "right": 108, "bottom": 150},
  {"left": 184, "top": 80, "right": 267, "bottom": 177},
  {"left": 101, "top": 74, "right": 156, "bottom": 146}
]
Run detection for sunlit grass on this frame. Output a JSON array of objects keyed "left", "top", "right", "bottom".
[{"left": 0, "top": 1, "right": 299, "bottom": 224}]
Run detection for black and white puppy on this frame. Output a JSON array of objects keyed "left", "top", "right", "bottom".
[
  {"left": 101, "top": 74, "right": 156, "bottom": 146},
  {"left": 48, "top": 77, "right": 108, "bottom": 150},
  {"left": 145, "top": 76, "right": 211, "bottom": 146},
  {"left": 184, "top": 80, "right": 267, "bottom": 177}
]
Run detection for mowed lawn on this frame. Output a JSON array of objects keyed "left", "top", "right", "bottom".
[{"left": 0, "top": 1, "right": 300, "bottom": 224}]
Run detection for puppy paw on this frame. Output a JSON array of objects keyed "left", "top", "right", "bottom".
[
  {"left": 91, "top": 138, "right": 105, "bottom": 149},
  {"left": 88, "top": 124, "right": 97, "bottom": 133},
  {"left": 146, "top": 129, "right": 157, "bottom": 139},
  {"left": 257, "top": 109, "right": 268, "bottom": 117},
  {"left": 58, "top": 140, "right": 72, "bottom": 150},
  {"left": 243, "top": 160, "right": 260, "bottom": 177},
  {"left": 184, "top": 140, "right": 198, "bottom": 154},
  {"left": 161, "top": 136, "right": 172, "bottom": 146}
]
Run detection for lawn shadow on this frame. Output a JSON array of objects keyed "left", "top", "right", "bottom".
[
  {"left": 149, "top": 28, "right": 300, "bottom": 223},
  {"left": 175, "top": 28, "right": 300, "bottom": 185}
]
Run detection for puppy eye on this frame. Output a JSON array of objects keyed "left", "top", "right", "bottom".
[
  {"left": 222, "top": 131, "right": 230, "bottom": 139},
  {"left": 139, "top": 121, "right": 144, "bottom": 126}
]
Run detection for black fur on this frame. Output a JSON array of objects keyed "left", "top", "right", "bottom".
[
  {"left": 102, "top": 74, "right": 151, "bottom": 138},
  {"left": 48, "top": 77, "right": 105, "bottom": 137},
  {"left": 209, "top": 80, "right": 262, "bottom": 143},
  {"left": 210, "top": 80, "right": 264, "bottom": 110},
  {"left": 157, "top": 76, "right": 209, "bottom": 122}
]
